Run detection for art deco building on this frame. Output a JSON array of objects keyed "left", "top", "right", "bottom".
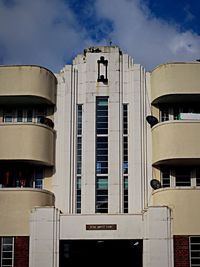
[
  {"left": 0, "top": 65, "right": 56, "bottom": 267},
  {"left": 0, "top": 47, "right": 200, "bottom": 267}
]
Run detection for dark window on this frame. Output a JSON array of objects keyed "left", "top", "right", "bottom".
[
  {"left": 190, "top": 237, "right": 200, "bottom": 267},
  {"left": 123, "top": 104, "right": 128, "bottom": 213},
  {"left": 96, "top": 177, "right": 108, "bottom": 213},
  {"left": 124, "top": 177, "right": 128, "bottom": 213},
  {"left": 96, "top": 97, "right": 108, "bottom": 213},
  {"left": 175, "top": 168, "right": 191, "bottom": 186},
  {"left": 76, "top": 105, "right": 82, "bottom": 213},
  {"left": 161, "top": 168, "right": 170, "bottom": 187}
]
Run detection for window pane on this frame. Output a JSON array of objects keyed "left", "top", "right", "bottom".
[
  {"left": 35, "top": 168, "right": 43, "bottom": 189},
  {"left": 196, "top": 169, "right": 200, "bottom": 186},
  {"left": 97, "top": 178, "right": 108, "bottom": 189},
  {"left": 161, "top": 168, "right": 170, "bottom": 187},
  {"left": 175, "top": 168, "right": 191, "bottom": 186},
  {"left": 96, "top": 176, "right": 108, "bottom": 213},
  {"left": 27, "top": 110, "right": 33, "bottom": 122},
  {"left": 160, "top": 107, "right": 169, "bottom": 122},
  {"left": 1, "top": 237, "right": 14, "bottom": 267},
  {"left": 17, "top": 109, "right": 23, "bottom": 122},
  {"left": 124, "top": 177, "right": 128, "bottom": 213},
  {"left": 3, "top": 109, "right": 14, "bottom": 123},
  {"left": 2, "top": 238, "right": 13, "bottom": 245}
]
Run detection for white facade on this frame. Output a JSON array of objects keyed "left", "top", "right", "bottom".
[
  {"left": 54, "top": 46, "right": 151, "bottom": 214},
  {"left": 29, "top": 46, "right": 173, "bottom": 267}
]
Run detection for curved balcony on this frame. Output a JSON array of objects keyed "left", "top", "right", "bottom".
[
  {"left": 0, "top": 123, "right": 55, "bottom": 166},
  {"left": 152, "top": 188, "right": 200, "bottom": 235},
  {"left": 151, "top": 62, "right": 200, "bottom": 104},
  {"left": 152, "top": 121, "right": 200, "bottom": 165},
  {"left": 0, "top": 188, "right": 54, "bottom": 235},
  {"left": 0, "top": 65, "right": 57, "bottom": 105}
]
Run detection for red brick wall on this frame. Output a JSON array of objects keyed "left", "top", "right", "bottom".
[
  {"left": 174, "top": 235, "right": 189, "bottom": 267},
  {"left": 14, "top": 236, "right": 29, "bottom": 267}
]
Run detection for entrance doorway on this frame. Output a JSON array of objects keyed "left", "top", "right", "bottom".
[{"left": 60, "top": 239, "right": 142, "bottom": 267}]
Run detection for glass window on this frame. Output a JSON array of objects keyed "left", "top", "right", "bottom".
[
  {"left": 196, "top": 168, "right": 200, "bottom": 186},
  {"left": 123, "top": 104, "right": 128, "bottom": 212},
  {"left": 96, "top": 98, "right": 108, "bottom": 135},
  {"left": 17, "top": 109, "right": 23, "bottom": 122},
  {"left": 1, "top": 237, "right": 14, "bottom": 267},
  {"left": 123, "top": 135, "right": 128, "bottom": 174},
  {"left": 96, "top": 177, "right": 108, "bottom": 213},
  {"left": 76, "top": 105, "right": 82, "bottom": 213},
  {"left": 175, "top": 168, "right": 191, "bottom": 186},
  {"left": 27, "top": 109, "right": 33, "bottom": 122},
  {"left": 96, "top": 97, "right": 108, "bottom": 213},
  {"left": 160, "top": 167, "right": 200, "bottom": 188},
  {"left": 160, "top": 107, "right": 169, "bottom": 122},
  {"left": 161, "top": 168, "right": 170, "bottom": 187},
  {"left": 173, "top": 107, "right": 180, "bottom": 120},
  {"left": 3, "top": 110, "right": 13, "bottom": 123},
  {"left": 35, "top": 168, "right": 43, "bottom": 189},
  {"left": 76, "top": 176, "right": 81, "bottom": 214},
  {"left": 96, "top": 177, "right": 108, "bottom": 189},
  {"left": 123, "top": 104, "right": 128, "bottom": 134},
  {"left": 190, "top": 236, "right": 200, "bottom": 267},
  {"left": 124, "top": 177, "right": 128, "bottom": 213}
]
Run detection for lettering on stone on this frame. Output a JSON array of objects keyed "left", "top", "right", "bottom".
[{"left": 86, "top": 224, "right": 117, "bottom": 230}]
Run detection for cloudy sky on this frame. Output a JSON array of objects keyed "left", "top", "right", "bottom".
[{"left": 0, "top": 0, "right": 199, "bottom": 72}]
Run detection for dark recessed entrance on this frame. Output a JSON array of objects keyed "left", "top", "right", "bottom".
[{"left": 60, "top": 239, "right": 143, "bottom": 267}]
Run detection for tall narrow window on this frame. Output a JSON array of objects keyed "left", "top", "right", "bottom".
[
  {"left": 17, "top": 109, "right": 23, "bottom": 122},
  {"left": 161, "top": 168, "right": 170, "bottom": 187},
  {"left": 196, "top": 169, "right": 200, "bottom": 186},
  {"left": 123, "top": 104, "right": 128, "bottom": 213},
  {"left": 3, "top": 110, "right": 13, "bottom": 123},
  {"left": 160, "top": 107, "right": 169, "bottom": 122},
  {"left": 34, "top": 168, "right": 43, "bottom": 189},
  {"left": 190, "top": 236, "right": 200, "bottom": 267},
  {"left": 97, "top": 56, "right": 108, "bottom": 83},
  {"left": 26, "top": 109, "right": 33, "bottom": 122},
  {"left": 123, "top": 177, "right": 128, "bottom": 213},
  {"left": 1, "top": 237, "right": 14, "bottom": 267},
  {"left": 96, "top": 97, "right": 108, "bottom": 213},
  {"left": 76, "top": 105, "right": 82, "bottom": 213}
]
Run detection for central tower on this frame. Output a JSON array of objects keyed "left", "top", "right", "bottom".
[{"left": 55, "top": 46, "right": 151, "bottom": 215}]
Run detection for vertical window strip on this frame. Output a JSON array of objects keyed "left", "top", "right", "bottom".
[
  {"left": 190, "top": 236, "right": 200, "bottom": 267},
  {"left": 161, "top": 168, "right": 170, "bottom": 187},
  {"left": 76, "top": 105, "right": 82, "bottom": 213},
  {"left": 76, "top": 176, "right": 81, "bottom": 214},
  {"left": 123, "top": 104, "right": 128, "bottom": 213},
  {"left": 34, "top": 168, "right": 43, "bottom": 189},
  {"left": 96, "top": 97, "right": 108, "bottom": 213},
  {"left": 123, "top": 177, "right": 128, "bottom": 213},
  {"left": 1, "top": 237, "right": 14, "bottom": 267}
]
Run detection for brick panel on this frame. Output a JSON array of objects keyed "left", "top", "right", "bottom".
[
  {"left": 14, "top": 236, "right": 29, "bottom": 267},
  {"left": 174, "top": 235, "right": 189, "bottom": 267}
]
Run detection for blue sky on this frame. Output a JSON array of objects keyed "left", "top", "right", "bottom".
[{"left": 0, "top": 0, "right": 199, "bottom": 72}]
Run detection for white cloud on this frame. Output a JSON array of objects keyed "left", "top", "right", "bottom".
[
  {"left": 94, "top": 0, "right": 200, "bottom": 70},
  {"left": 0, "top": 0, "right": 92, "bottom": 72},
  {"left": 0, "top": 0, "right": 200, "bottom": 72}
]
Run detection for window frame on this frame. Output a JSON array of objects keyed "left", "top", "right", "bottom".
[{"left": 1, "top": 237, "right": 14, "bottom": 267}]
